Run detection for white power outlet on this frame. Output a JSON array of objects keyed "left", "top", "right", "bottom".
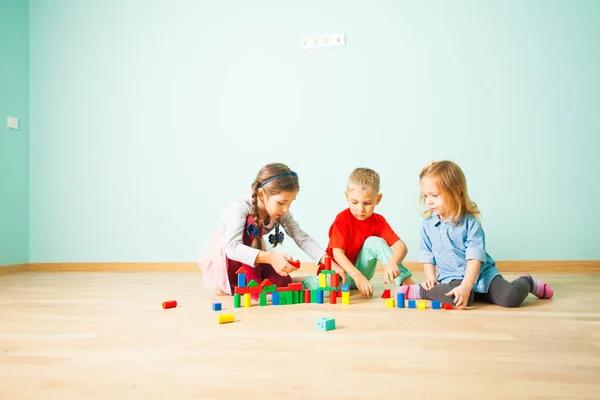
[
  {"left": 300, "top": 33, "right": 346, "bottom": 50},
  {"left": 7, "top": 116, "right": 19, "bottom": 130}
]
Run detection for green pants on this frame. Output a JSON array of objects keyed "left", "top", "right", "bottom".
[{"left": 302, "top": 236, "right": 412, "bottom": 290}]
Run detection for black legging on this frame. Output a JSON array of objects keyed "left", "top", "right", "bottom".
[{"left": 420, "top": 275, "right": 533, "bottom": 308}]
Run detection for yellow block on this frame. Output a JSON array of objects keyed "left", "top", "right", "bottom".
[
  {"left": 342, "top": 292, "right": 350, "bottom": 305},
  {"left": 243, "top": 293, "right": 251, "bottom": 308},
  {"left": 217, "top": 314, "right": 234, "bottom": 324},
  {"left": 319, "top": 273, "right": 327, "bottom": 288},
  {"left": 417, "top": 300, "right": 426, "bottom": 310},
  {"left": 386, "top": 298, "right": 395, "bottom": 308}
]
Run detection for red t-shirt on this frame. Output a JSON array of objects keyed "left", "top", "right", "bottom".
[{"left": 326, "top": 209, "right": 400, "bottom": 264}]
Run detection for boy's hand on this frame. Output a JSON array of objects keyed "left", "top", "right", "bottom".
[
  {"left": 445, "top": 284, "right": 472, "bottom": 310},
  {"left": 383, "top": 263, "right": 400, "bottom": 284},
  {"left": 270, "top": 253, "right": 295, "bottom": 276},
  {"left": 422, "top": 278, "right": 439, "bottom": 290},
  {"left": 331, "top": 262, "right": 347, "bottom": 285},
  {"left": 355, "top": 275, "right": 374, "bottom": 297}
]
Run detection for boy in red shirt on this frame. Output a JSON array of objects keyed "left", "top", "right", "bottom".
[{"left": 304, "top": 168, "right": 415, "bottom": 297}]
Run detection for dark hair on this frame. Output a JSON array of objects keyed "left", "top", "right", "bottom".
[{"left": 250, "top": 163, "right": 300, "bottom": 250}]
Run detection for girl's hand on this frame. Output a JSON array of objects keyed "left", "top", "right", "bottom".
[
  {"left": 445, "top": 284, "right": 472, "bottom": 309},
  {"left": 422, "top": 278, "right": 439, "bottom": 290},
  {"left": 355, "top": 275, "right": 374, "bottom": 297},
  {"left": 270, "top": 253, "right": 295, "bottom": 276},
  {"left": 383, "top": 263, "right": 400, "bottom": 284}
]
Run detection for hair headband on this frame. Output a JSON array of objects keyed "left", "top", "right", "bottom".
[{"left": 259, "top": 172, "right": 298, "bottom": 188}]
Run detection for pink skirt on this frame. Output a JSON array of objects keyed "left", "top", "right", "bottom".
[{"left": 198, "top": 230, "right": 231, "bottom": 295}]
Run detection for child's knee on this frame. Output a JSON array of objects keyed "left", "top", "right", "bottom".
[{"left": 363, "top": 236, "right": 387, "bottom": 249}]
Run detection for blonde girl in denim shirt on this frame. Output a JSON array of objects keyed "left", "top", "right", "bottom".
[{"left": 398, "top": 161, "right": 554, "bottom": 309}]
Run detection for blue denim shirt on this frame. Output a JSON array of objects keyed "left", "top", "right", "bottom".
[{"left": 419, "top": 213, "right": 500, "bottom": 293}]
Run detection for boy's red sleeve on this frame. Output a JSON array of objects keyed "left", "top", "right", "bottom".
[
  {"left": 376, "top": 216, "right": 400, "bottom": 246},
  {"left": 327, "top": 214, "right": 348, "bottom": 255}
]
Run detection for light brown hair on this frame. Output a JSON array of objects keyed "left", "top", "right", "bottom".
[{"left": 347, "top": 167, "right": 380, "bottom": 193}]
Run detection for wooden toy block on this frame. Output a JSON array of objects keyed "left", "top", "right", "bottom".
[
  {"left": 317, "top": 290, "right": 324, "bottom": 304},
  {"left": 289, "top": 259, "right": 301, "bottom": 269},
  {"left": 381, "top": 289, "right": 391, "bottom": 299},
  {"left": 319, "top": 274, "right": 327, "bottom": 288},
  {"left": 272, "top": 291, "right": 280, "bottom": 306},
  {"left": 304, "top": 289, "right": 311, "bottom": 303},
  {"left": 330, "top": 274, "right": 340, "bottom": 288},
  {"left": 442, "top": 303, "right": 453, "bottom": 310},
  {"left": 247, "top": 280, "right": 259, "bottom": 287},
  {"left": 286, "top": 291, "right": 293, "bottom": 304},
  {"left": 243, "top": 293, "right": 251, "bottom": 308},
  {"left": 212, "top": 302, "right": 222, "bottom": 311},
  {"left": 234, "top": 287, "right": 250, "bottom": 295},
  {"left": 259, "top": 292, "right": 267, "bottom": 306},
  {"left": 329, "top": 290, "right": 337, "bottom": 304},
  {"left": 432, "top": 300, "right": 441, "bottom": 309},
  {"left": 321, "top": 270, "right": 335, "bottom": 275},
  {"left": 385, "top": 298, "right": 395, "bottom": 308},
  {"left": 162, "top": 300, "right": 177, "bottom": 309},
  {"left": 288, "top": 283, "right": 303, "bottom": 291},
  {"left": 325, "top": 256, "right": 332, "bottom": 270},
  {"left": 417, "top": 300, "right": 426, "bottom": 310},
  {"left": 263, "top": 285, "right": 277, "bottom": 293},
  {"left": 280, "top": 294, "right": 288, "bottom": 305},
  {"left": 337, "top": 290, "right": 342, "bottom": 298},
  {"left": 396, "top": 292, "right": 405, "bottom": 308},
  {"left": 235, "top": 267, "right": 247, "bottom": 274},
  {"left": 320, "top": 286, "right": 337, "bottom": 291},
  {"left": 217, "top": 314, "right": 234, "bottom": 324},
  {"left": 342, "top": 292, "right": 350, "bottom": 305},
  {"left": 276, "top": 287, "right": 290, "bottom": 292},
  {"left": 260, "top": 278, "right": 274, "bottom": 287},
  {"left": 233, "top": 294, "right": 241, "bottom": 308},
  {"left": 317, "top": 317, "right": 336, "bottom": 331},
  {"left": 292, "top": 291, "right": 299, "bottom": 304},
  {"left": 408, "top": 300, "right": 416, "bottom": 308},
  {"left": 237, "top": 273, "right": 246, "bottom": 288},
  {"left": 341, "top": 284, "right": 350, "bottom": 292},
  {"left": 249, "top": 286, "right": 263, "bottom": 295},
  {"left": 298, "top": 290, "right": 304, "bottom": 304},
  {"left": 310, "top": 290, "right": 318, "bottom": 303}
]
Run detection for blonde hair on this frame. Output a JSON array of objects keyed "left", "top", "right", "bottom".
[
  {"left": 347, "top": 167, "right": 380, "bottom": 193},
  {"left": 419, "top": 161, "right": 480, "bottom": 224}
]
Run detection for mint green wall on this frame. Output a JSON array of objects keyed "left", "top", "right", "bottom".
[
  {"left": 0, "top": 0, "right": 29, "bottom": 266},
  {"left": 29, "top": 1, "right": 599, "bottom": 262}
]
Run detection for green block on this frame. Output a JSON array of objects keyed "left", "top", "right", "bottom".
[
  {"left": 321, "top": 270, "right": 335, "bottom": 275},
  {"left": 247, "top": 280, "right": 259, "bottom": 287},
  {"left": 310, "top": 290, "right": 317, "bottom": 303},
  {"left": 263, "top": 285, "right": 277, "bottom": 293},
  {"left": 321, "top": 286, "right": 337, "bottom": 291},
  {"left": 317, "top": 317, "right": 336, "bottom": 331},
  {"left": 292, "top": 291, "right": 299, "bottom": 304},
  {"left": 286, "top": 291, "right": 293, "bottom": 304},
  {"left": 280, "top": 295, "right": 288, "bottom": 305},
  {"left": 298, "top": 290, "right": 304, "bottom": 304},
  {"left": 259, "top": 292, "right": 267, "bottom": 306},
  {"left": 233, "top": 294, "right": 241, "bottom": 308}
]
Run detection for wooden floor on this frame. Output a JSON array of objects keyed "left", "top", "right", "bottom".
[{"left": 1, "top": 271, "right": 599, "bottom": 400}]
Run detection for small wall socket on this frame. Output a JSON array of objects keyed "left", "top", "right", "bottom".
[
  {"left": 7, "top": 116, "right": 19, "bottom": 130},
  {"left": 300, "top": 33, "right": 346, "bottom": 50}
]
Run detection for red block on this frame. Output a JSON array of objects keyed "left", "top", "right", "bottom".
[
  {"left": 337, "top": 290, "right": 342, "bottom": 298},
  {"left": 234, "top": 287, "right": 250, "bottom": 295},
  {"left": 381, "top": 289, "right": 391, "bottom": 299},
  {"left": 162, "top": 300, "right": 177, "bottom": 309},
  {"left": 304, "top": 289, "right": 311, "bottom": 303},
  {"left": 325, "top": 256, "right": 332, "bottom": 270},
  {"left": 276, "top": 287, "right": 290, "bottom": 292},
  {"left": 442, "top": 303, "right": 453, "bottom": 310},
  {"left": 289, "top": 259, "right": 301, "bottom": 269},
  {"left": 288, "top": 283, "right": 303, "bottom": 291},
  {"left": 260, "top": 279, "right": 274, "bottom": 287},
  {"left": 330, "top": 273, "right": 339, "bottom": 288},
  {"left": 250, "top": 286, "right": 263, "bottom": 295},
  {"left": 329, "top": 291, "right": 337, "bottom": 304}
]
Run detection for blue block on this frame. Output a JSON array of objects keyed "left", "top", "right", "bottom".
[
  {"left": 396, "top": 293, "right": 405, "bottom": 308},
  {"left": 408, "top": 300, "right": 416, "bottom": 309},
  {"left": 341, "top": 284, "right": 350, "bottom": 292},
  {"left": 212, "top": 302, "right": 222, "bottom": 311},
  {"left": 272, "top": 291, "right": 280, "bottom": 306},
  {"left": 237, "top": 273, "right": 246, "bottom": 288},
  {"left": 432, "top": 300, "right": 441, "bottom": 309},
  {"left": 317, "top": 317, "right": 336, "bottom": 331},
  {"left": 317, "top": 290, "right": 324, "bottom": 304}
]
